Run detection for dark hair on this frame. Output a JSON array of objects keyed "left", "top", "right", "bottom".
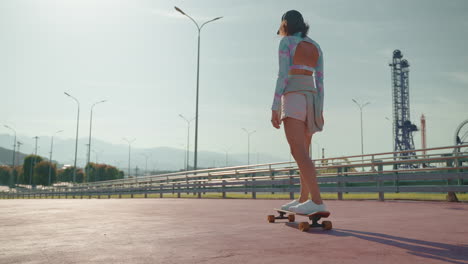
[{"left": 278, "top": 10, "right": 309, "bottom": 37}]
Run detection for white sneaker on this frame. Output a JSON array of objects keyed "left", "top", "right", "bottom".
[
  {"left": 280, "top": 200, "right": 300, "bottom": 211},
  {"left": 289, "top": 200, "right": 327, "bottom": 215}
]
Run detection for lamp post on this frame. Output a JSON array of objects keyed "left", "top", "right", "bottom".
[
  {"left": 64, "top": 92, "right": 80, "bottom": 182},
  {"left": 122, "top": 138, "right": 135, "bottom": 178},
  {"left": 312, "top": 141, "right": 321, "bottom": 160},
  {"left": 48, "top": 130, "right": 63, "bottom": 186},
  {"left": 140, "top": 153, "right": 150, "bottom": 176},
  {"left": 352, "top": 99, "right": 370, "bottom": 170},
  {"left": 385, "top": 116, "right": 394, "bottom": 153},
  {"left": 3, "top": 125, "right": 16, "bottom": 188},
  {"left": 241, "top": 128, "right": 256, "bottom": 166},
  {"left": 92, "top": 149, "right": 103, "bottom": 164},
  {"left": 221, "top": 146, "right": 232, "bottom": 167},
  {"left": 178, "top": 114, "right": 195, "bottom": 171},
  {"left": 16, "top": 141, "right": 22, "bottom": 165},
  {"left": 175, "top": 6, "right": 222, "bottom": 172},
  {"left": 30, "top": 136, "right": 39, "bottom": 186},
  {"left": 3, "top": 125, "right": 16, "bottom": 168},
  {"left": 87, "top": 100, "right": 106, "bottom": 166}
]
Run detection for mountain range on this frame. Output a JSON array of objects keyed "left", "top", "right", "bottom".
[{"left": 0, "top": 134, "right": 285, "bottom": 172}]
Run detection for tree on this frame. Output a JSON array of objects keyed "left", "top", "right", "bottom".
[
  {"left": 33, "top": 161, "right": 57, "bottom": 186},
  {"left": 22, "top": 155, "right": 43, "bottom": 186},
  {"left": 85, "top": 163, "right": 97, "bottom": 182},
  {"left": 0, "top": 166, "right": 11, "bottom": 186},
  {"left": 17, "top": 166, "right": 27, "bottom": 185},
  {"left": 76, "top": 169, "right": 85, "bottom": 183},
  {"left": 57, "top": 167, "right": 73, "bottom": 183},
  {"left": 105, "top": 166, "right": 120, "bottom": 181},
  {"left": 10, "top": 166, "right": 22, "bottom": 187},
  {"left": 85, "top": 162, "right": 124, "bottom": 182}
]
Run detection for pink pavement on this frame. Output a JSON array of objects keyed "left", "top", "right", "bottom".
[{"left": 0, "top": 198, "right": 467, "bottom": 263}]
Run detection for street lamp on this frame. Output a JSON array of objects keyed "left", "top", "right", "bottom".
[
  {"left": 3, "top": 125, "right": 17, "bottom": 167},
  {"left": 64, "top": 92, "right": 80, "bottom": 182},
  {"left": 241, "top": 128, "right": 256, "bottom": 166},
  {"left": 30, "top": 136, "right": 39, "bottom": 186},
  {"left": 175, "top": 6, "right": 222, "bottom": 172},
  {"left": 122, "top": 138, "right": 135, "bottom": 178},
  {"left": 16, "top": 141, "right": 23, "bottom": 165},
  {"left": 385, "top": 116, "right": 394, "bottom": 152},
  {"left": 352, "top": 99, "right": 370, "bottom": 170},
  {"left": 48, "top": 130, "right": 63, "bottom": 186},
  {"left": 87, "top": 100, "right": 107, "bottom": 166},
  {"left": 220, "top": 146, "right": 232, "bottom": 167},
  {"left": 179, "top": 114, "right": 195, "bottom": 171},
  {"left": 92, "top": 149, "right": 103, "bottom": 164},
  {"left": 312, "top": 141, "right": 321, "bottom": 160},
  {"left": 3, "top": 124, "right": 16, "bottom": 188},
  {"left": 140, "top": 153, "right": 151, "bottom": 176}
]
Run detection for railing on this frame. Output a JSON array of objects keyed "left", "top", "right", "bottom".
[{"left": 1, "top": 144, "right": 467, "bottom": 201}]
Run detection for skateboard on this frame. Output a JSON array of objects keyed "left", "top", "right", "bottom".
[{"left": 268, "top": 208, "right": 332, "bottom": 232}]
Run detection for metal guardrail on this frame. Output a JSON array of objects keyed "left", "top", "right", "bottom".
[{"left": 1, "top": 144, "right": 467, "bottom": 201}]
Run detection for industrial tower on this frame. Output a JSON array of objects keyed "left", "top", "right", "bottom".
[{"left": 389, "top": 50, "right": 418, "bottom": 167}]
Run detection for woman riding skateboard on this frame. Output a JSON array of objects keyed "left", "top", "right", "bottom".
[{"left": 270, "top": 10, "right": 327, "bottom": 214}]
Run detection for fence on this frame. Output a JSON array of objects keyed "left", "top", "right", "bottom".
[{"left": 1, "top": 144, "right": 467, "bottom": 201}]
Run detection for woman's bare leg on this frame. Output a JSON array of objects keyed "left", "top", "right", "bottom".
[
  {"left": 284, "top": 117, "right": 323, "bottom": 204},
  {"left": 297, "top": 131, "right": 312, "bottom": 202},
  {"left": 298, "top": 176, "right": 308, "bottom": 203}
]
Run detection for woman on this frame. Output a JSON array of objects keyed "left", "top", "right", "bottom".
[{"left": 270, "top": 10, "right": 327, "bottom": 214}]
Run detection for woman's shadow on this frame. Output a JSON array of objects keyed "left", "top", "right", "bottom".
[{"left": 285, "top": 223, "right": 468, "bottom": 264}]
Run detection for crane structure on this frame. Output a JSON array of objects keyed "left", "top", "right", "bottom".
[{"left": 389, "top": 50, "right": 418, "bottom": 168}]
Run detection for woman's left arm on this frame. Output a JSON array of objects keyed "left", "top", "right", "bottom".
[
  {"left": 271, "top": 37, "right": 291, "bottom": 129},
  {"left": 271, "top": 37, "right": 291, "bottom": 111}
]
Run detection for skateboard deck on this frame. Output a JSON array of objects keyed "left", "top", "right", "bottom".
[{"left": 267, "top": 208, "right": 332, "bottom": 231}]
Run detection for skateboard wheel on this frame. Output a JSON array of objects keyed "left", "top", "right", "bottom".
[
  {"left": 267, "top": 215, "right": 275, "bottom": 223},
  {"left": 288, "top": 214, "right": 295, "bottom": 222},
  {"left": 298, "top": 222, "right": 310, "bottom": 232},
  {"left": 322, "top": 221, "right": 332, "bottom": 230}
]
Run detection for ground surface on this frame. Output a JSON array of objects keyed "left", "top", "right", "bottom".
[{"left": 1, "top": 198, "right": 467, "bottom": 264}]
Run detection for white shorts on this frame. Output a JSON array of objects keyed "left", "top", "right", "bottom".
[{"left": 280, "top": 92, "right": 307, "bottom": 122}]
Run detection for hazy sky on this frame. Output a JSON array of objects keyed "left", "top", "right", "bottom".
[{"left": 1, "top": 0, "right": 467, "bottom": 163}]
